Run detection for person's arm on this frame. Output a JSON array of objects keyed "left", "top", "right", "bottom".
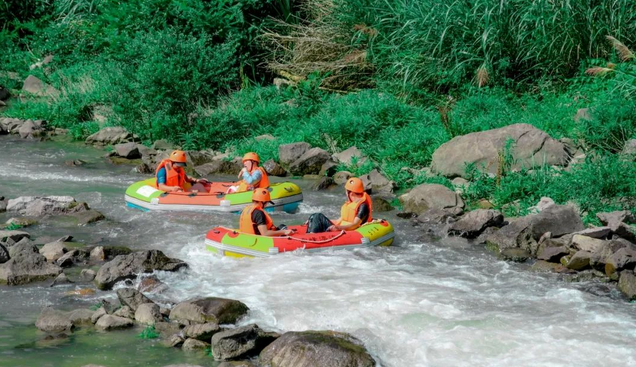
[
  {"left": 257, "top": 224, "right": 292, "bottom": 237},
  {"left": 242, "top": 169, "right": 262, "bottom": 185},
  {"left": 157, "top": 168, "right": 182, "bottom": 192},
  {"left": 329, "top": 217, "right": 362, "bottom": 231},
  {"left": 238, "top": 168, "right": 245, "bottom": 179}
]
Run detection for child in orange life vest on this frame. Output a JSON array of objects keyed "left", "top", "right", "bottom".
[
  {"left": 227, "top": 152, "right": 270, "bottom": 193},
  {"left": 305, "top": 177, "right": 373, "bottom": 233},
  {"left": 239, "top": 189, "right": 294, "bottom": 236},
  {"left": 155, "top": 150, "right": 208, "bottom": 192}
]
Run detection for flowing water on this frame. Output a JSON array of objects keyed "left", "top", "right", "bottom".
[{"left": 0, "top": 135, "right": 635, "bottom": 367}]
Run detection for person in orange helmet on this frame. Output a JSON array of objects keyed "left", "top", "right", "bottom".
[
  {"left": 239, "top": 188, "right": 293, "bottom": 236},
  {"left": 155, "top": 150, "right": 208, "bottom": 192},
  {"left": 236, "top": 152, "right": 269, "bottom": 192},
  {"left": 305, "top": 177, "right": 373, "bottom": 233}
]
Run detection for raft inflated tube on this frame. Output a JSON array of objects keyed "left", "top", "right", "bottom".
[
  {"left": 204, "top": 220, "right": 395, "bottom": 258},
  {"left": 124, "top": 178, "right": 303, "bottom": 213}
]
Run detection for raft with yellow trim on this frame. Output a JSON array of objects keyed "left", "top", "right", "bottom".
[
  {"left": 205, "top": 220, "right": 394, "bottom": 258},
  {"left": 125, "top": 178, "right": 303, "bottom": 213}
]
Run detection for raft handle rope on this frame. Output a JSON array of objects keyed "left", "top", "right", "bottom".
[{"left": 284, "top": 230, "right": 347, "bottom": 243}]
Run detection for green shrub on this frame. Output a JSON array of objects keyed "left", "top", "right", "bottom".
[{"left": 138, "top": 325, "right": 159, "bottom": 339}]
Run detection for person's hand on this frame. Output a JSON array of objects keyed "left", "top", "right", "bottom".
[
  {"left": 199, "top": 178, "right": 209, "bottom": 184},
  {"left": 283, "top": 229, "right": 293, "bottom": 236},
  {"left": 327, "top": 225, "right": 338, "bottom": 232},
  {"left": 170, "top": 187, "right": 183, "bottom": 192}
]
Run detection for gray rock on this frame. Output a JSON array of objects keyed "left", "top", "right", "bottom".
[
  {"left": 18, "top": 119, "right": 46, "bottom": 139},
  {"left": 415, "top": 207, "right": 463, "bottom": 225},
  {"left": 211, "top": 324, "right": 279, "bottom": 361},
  {"left": 371, "top": 196, "right": 395, "bottom": 213},
  {"left": 91, "top": 307, "right": 107, "bottom": 324},
  {"left": 614, "top": 223, "right": 636, "bottom": 243},
  {"left": 621, "top": 139, "right": 636, "bottom": 159},
  {"left": 152, "top": 139, "right": 173, "bottom": 150},
  {"left": 312, "top": 176, "right": 335, "bottom": 191},
  {"left": 259, "top": 330, "right": 375, "bottom": 367},
  {"left": 566, "top": 251, "right": 593, "bottom": 271},
  {"left": 571, "top": 235, "right": 607, "bottom": 253},
  {"left": 40, "top": 241, "right": 67, "bottom": 262},
  {"left": 255, "top": 134, "right": 275, "bottom": 141},
  {"left": 333, "top": 171, "right": 352, "bottom": 185},
  {"left": 618, "top": 271, "right": 636, "bottom": 300},
  {"left": 164, "top": 335, "right": 185, "bottom": 348},
  {"left": 35, "top": 306, "right": 73, "bottom": 333},
  {"left": 431, "top": 123, "right": 569, "bottom": 178},
  {"left": 182, "top": 338, "right": 209, "bottom": 351},
  {"left": 537, "top": 246, "right": 569, "bottom": 262},
  {"left": 499, "top": 248, "right": 531, "bottom": 262},
  {"left": 319, "top": 160, "right": 339, "bottom": 177},
  {"left": 94, "top": 250, "right": 187, "bottom": 290},
  {"left": 0, "top": 243, "right": 8, "bottom": 264},
  {"left": 114, "top": 142, "right": 141, "bottom": 159},
  {"left": 360, "top": 169, "right": 395, "bottom": 194},
  {"left": 217, "top": 362, "right": 255, "bottom": 367},
  {"left": 117, "top": 287, "right": 153, "bottom": 311},
  {"left": 185, "top": 150, "right": 216, "bottom": 167},
  {"left": 134, "top": 162, "right": 154, "bottom": 174},
  {"left": 485, "top": 217, "right": 537, "bottom": 254},
  {"left": 194, "top": 159, "right": 242, "bottom": 176},
  {"left": 572, "top": 227, "right": 612, "bottom": 239},
  {"left": 86, "top": 127, "right": 134, "bottom": 146},
  {"left": 596, "top": 211, "right": 635, "bottom": 231},
  {"left": 69, "top": 209, "right": 105, "bottom": 225},
  {"left": 90, "top": 246, "right": 105, "bottom": 262},
  {"left": 95, "top": 315, "right": 134, "bottom": 330},
  {"left": 279, "top": 142, "right": 311, "bottom": 168},
  {"left": 605, "top": 247, "right": 636, "bottom": 276},
  {"left": 0, "top": 230, "right": 30, "bottom": 243},
  {"left": 0, "top": 243, "right": 62, "bottom": 285},
  {"left": 169, "top": 297, "right": 249, "bottom": 325},
  {"left": 531, "top": 260, "right": 571, "bottom": 273},
  {"left": 135, "top": 303, "right": 162, "bottom": 325},
  {"left": 113, "top": 306, "right": 135, "bottom": 319},
  {"left": 68, "top": 309, "right": 94, "bottom": 325},
  {"left": 138, "top": 275, "right": 167, "bottom": 293},
  {"left": 155, "top": 321, "right": 182, "bottom": 337},
  {"left": 262, "top": 159, "right": 287, "bottom": 177},
  {"left": 289, "top": 148, "right": 331, "bottom": 176},
  {"left": 6, "top": 196, "right": 80, "bottom": 217},
  {"left": 448, "top": 209, "right": 504, "bottom": 238},
  {"left": 184, "top": 322, "right": 220, "bottom": 341},
  {"left": 49, "top": 272, "right": 73, "bottom": 287},
  {"left": 22, "top": 75, "right": 60, "bottom": 98},
  {"left": 399, "top": 184, "right": 464, "bottom": 216},
  {"left": 333, "top": 147, "right": 367, "bottom": 166},
  {"left": 531, "top": 204, "right": 584, "bottom": 239}
]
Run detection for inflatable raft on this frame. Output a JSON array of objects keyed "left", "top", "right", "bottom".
[
  {"left": 205, "top": 220, "right": 394, "bottom": 258},
  {"left": 125, "top": 178, "right": 303, "bottom": 212}
]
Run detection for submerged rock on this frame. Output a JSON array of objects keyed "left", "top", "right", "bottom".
[
  {"left": 170, "top": 297, "right": 249, "bottom": 325},
  {"left": 211, "top": 324, "right": 278, "bottom": 361},
  {"left": 94, "top": 250, "right": 187, "bottom": 290}
]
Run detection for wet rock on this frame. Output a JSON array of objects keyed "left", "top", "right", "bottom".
[
  {"left": 65, "top": 159, "right": 86, "bottom": 167},
  {"left": 618, "top": 271, "right": 636, "bottom": 300},
  {"left": 333, "top": 171, "right": 352, "bottom": 185},
  {"left": 94, "top": 250, "right": 187, "bottom": 290},
  {"left": 56, "top": 249, "right": 85, "bottom": 268},
  {"left": 40, "top": 241, "right": 67, "bottom": 262},
  {"left": 7, "top": 196, "right": 79, "bottom": 216},
  {"left": 69, "top": 209, "right": 105, "bottom": 225},
  {"left": 399, "top": 184, "right": 464, "bottom": 216},
  {"left": 260, "top": 330, "right": 375, "bottom": 367},
  {"left": 117, "top": 287, "right": 153, "bottom": 311},
  {"left": 371, "top": 196, "right": 395, "bottom": 213},
  {"left": 50, "top": 272, "right": 73, "bottom": 287},
  {"left": 0, "top": 230, "right": 30, "bottom": 243},
  {"left": 5, "top": 217, "right": 39, "bottom": 228},
  {"left": 135, "top": 303, "right": 162, "bottom": 325},
  {"left": 113, "top": 305, "right": 135, "bottom": 319},
  {"left": 571, "top": 235, "right": 607, "bottom": 253},
  {"left": 211, "top": 324, "right": 279, "bottom": 361},
  {"left": 289, "top": 148, "right": 331, "bottom": 176},
  {"left": 605, "top": 247, "right": 636, "bottom": 276},
  {"left": 262, "top": 159, "right": 287, "bottom": 177},
  {"left": 564, "top": 269, "right": 609, "bottom": 283},
  {"left": 312, "top": 176, "right": 335, "bottom": 191},
  {"left": 499, "top": 248, "right": 531, "bottom": 262},
  {"left": 164, "top": 335, "right": 185, "bottom": 348},
  {"left": 90, "top": 246, "right": 105, "bottom": 262},
  {"left": 537, "top": 246, "right": 569, "bottom": 263},
  {"left": 565, "top": 251, "right": 593, "bottom": 271},
  {"left": 183, "top": 338, "right": 209, "bottom": 351},
  {"left": 36, "top": 306, "right": 73, "bottom": 333},
  {"left": 0, "top": 243, "right": 62, "bottom": 285},
  {"left": 86, "top": 127, "right": 134, "bottom": 146},
  {"left": 279, "top": 142, "right": 311, "bottom": 168},
  {"left": 531, "top": 204, "right": 584, "bottom": 240},
  {"left": 170, "top": 297, "right": 249, "bottom": 325},
  {"left": 361, "top": 169, "right": 395, "bottom": 194},
  {"left": 447, "top": 209, "right": 504, "bottom": 238},
  {"left": 68, "top": 309, "right": 94, "bottom": 325},
  {"left": 134, "top": 162, "right": 154, "bottom": 174},
  {"left": 218, "top": 362, "right": 255, "bottom": 367},
  {"left": 0, "top": 243, "right": 9, "bottom": 264},
  {"left": 22, "top": 75, "right": 60, "bottom": 98},
  {"left": 415, "top": 207, "right": 463, "bottom": 226},
  {"left": 0, "top": 197, "right": 7, "bottom": 212},
  {"left": 95, "top": 315, "right": 134, "bottom": 331},
  {"left": 155, "top": 321, "right": 182, "bottom": 337},
  {"left": 184, "top": 323, "right": 220, "bottom": 341},
  {"left": 319, "top": 160, "right": 338, "bottom": 177},
  {"left": 18, "top": 119, "right": 47, "bottom": 139},
  {"left": 431, "top": 123, "right": 569, "bottom": 178},
  {"left": 91, "top": 307, "right": 107, "bottom": 324},
  {"left": 138, "top": 275, "right": 166, "bottom": 293},
  {"left": 531, "top": 260, "right": 571, "bottom": 273}
]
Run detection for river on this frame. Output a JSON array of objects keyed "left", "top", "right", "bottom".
[{"left": 0, "top": 135, "right": 635, "bottom": 367}]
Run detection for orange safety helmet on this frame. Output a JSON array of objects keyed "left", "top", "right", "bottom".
[
  {"left": 242, "top": 152, "right": 260, "bottom": 163},
  {"left": 252, "top": 188, "right": 272, "bottom": 203},
  {"left": 169, "top": 150, "right": 187, "bottom": 163},
  {"left": 344, "top": 177, "right": 365, "bottom": 194}
]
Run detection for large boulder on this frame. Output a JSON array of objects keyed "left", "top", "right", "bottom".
[
  {"left": 399, "top": 184, "right": 464, "bottom": 216},
  {"left": 169, "top": 297, "right": 249, "bottom": 325},
  {"left": 360, "top": 169, "right": 395, "bottom": 194},
  {"left": 95, "top": 315, "right": 134, "bottom": 331},
  {"left": 447, "top": 209, "right": 504, "bottom": 238},
  {"left": 431, "top": 123, "right": 569, "bottom": 178},
  {"left": 289, "top": 148, "right": 331, "bottom": 175},
  {"left": 114, "top": 142, "right": 141, "bottom": 159},
  {"left": 211, "top": 324, "right": 279, "bottom": 361},
  {"left": 85, "top": 127, "right": 134, "bottom": 146},
  {"left": 35, "top": 306, "right": 73, "bottom": 333},
  {"left": 259, "top": 330, "right": 376, "bottom": 367},
  {"left": 0, "top": 243, "right": 62, "bottom": 285},
  {"left": 94, "top": 250, "right": 187, "bottom": 290},
  {"left": 279, "top": 142, "right": 311, "bottom": 168},
  {"left": 22, "top": 75, "right": 60, "bottom": 98},
  {"left": 262, "top": 159, "right": 287, "bottom": 177},
  {"left": 116, "top": 287, "right": 153, "bottom": 311}
]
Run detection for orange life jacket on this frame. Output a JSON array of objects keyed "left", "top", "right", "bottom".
[
  {"left": 155, "top": 159, "right": 186, "bottom": 189},
  {"left": 336, "top": 193, "right": 373, "bottom": 230},
  {"left": 239, "top": 204, "right": 275, "bottom": 235},
  {"left": 238, "top": 166, "right": 270, "bottom": 192}
]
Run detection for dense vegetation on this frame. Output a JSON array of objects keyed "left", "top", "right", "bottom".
[{"left": 2, "top": 0, "right": 636, "bottom": 221}]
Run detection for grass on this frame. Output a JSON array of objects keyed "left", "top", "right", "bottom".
[{"left": 138, "top": 325, "right": 159, "bottom": 339}]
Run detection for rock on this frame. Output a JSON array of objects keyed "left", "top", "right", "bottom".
[
  {"left": 333, "top": 147, "right": 367, "bottom": 166},
  {"left": 40, "top": 241, "right": 67, "bottom": 262},
  {"left": 94, "top": 250, "right": 187, "bottom": 290},
  {"left": 182, "top": 338, "right": 209, "bottom": 351},
  {"left": 333, "top": 171, "right": 352, "bottom": 185},
  {"left": 117, "top": 287, "right": 153, "bottom": 311},
  {"left": 113, "top": 306, "right": 135, "bottom": 319},
  {"left": 564, "top": 269, "right": 609, "bottom": 283},
  {"left": 596, "top": 211, "right": 635, "bottom": 231},
  {"left": 164, "top": 335, "right": 185, "bottom": 348},
  {"left": 614, "top": 223, "right": 636, "bottom": 243},
  {"left": 0, "top": 197, "right": 7, "bottom": 212},
  {"left": 371, "top": 196, "right": 395, "bottom": 213},
  {"left": 537, "top": 246, "right": 569, "bottom": 262},
  {"left": 279, "top": 142, "right": 311, "bottom": 168},
  {"left": 155, "top": 321, "right": 182, "bottom": 336},
  {"left": 114, "top": 142, "right": 141, "bottom": 159},
  {"left": 169, "top": 297, "right": 249, "bottom": 325},
  {"left": 85, "top": 127, "right": 134, "bottom": 146},
  {"left": 499, "top": 248, "right": 531, "bottom": 262},
  {"left": 56, "top": 250, "right": 83, "bottom": 268},
  {"left": 69, "top": 209, "right": 105, "bottom": 225},
  {"left": 531, "top": 260, "right": 571, "bottom": 273},
  {"left": 7, "top": 196, "right": 79, "bottom": 216},
  {"left": 255, "top": 134, "right": 275, "bottom": 141},
  {"left": 528, "top": 197, "right": 555, "bottom": 213},
  {"left": 194, "top": 159, "right": 242, "bottom": 176},
  {"left": 18, "top": 119, "right": 47, "bottom": 139},
  {"left": 485, "top": 217, "right": 536, "bottom": 254},
  {"left": 36, "top": 307, "right": 73, "bottom": 333},
  {"left": 621, "top": 139, "right": 636, "bottom": 159},
  {"left": 184, "top": 323, "right": 220, "bottom": 341},
  {"left": 566, "top": 251, "right": 593, "bottom": 270},
  {"left": 5, "top": 217, "right": 39, "bottom": 228},
  {"left": 571, "top": 235, "right": 607, "bottom": 253},
  {"left": 90, "top": 246, "right": 105, "bottom": 262},
  {"left": 319, "top": 160, "right": 339, "bottom": 177},
  {"left": 138, "top": 275, "right": 166, "bottom": 293},
  {"left": 431, "top": 123, "right": 569, "bottom": 178},
  {"left": 573, "top": 227, "right": 611, "bottom": 239},
  {"left": 50, "top": 272, "right": 73, "bottom": 287},
  {"left": 448, "top": 209, "right": 504, "bottom": 238},
  {"left": 152, "top": 139, "right": 173, "bottom": 150},
  {"left": 67, "top": 309, "right": 94, "bottom": 325},
  {"left": 618, "top": 271, "right": 636, "bottom": 300},
  {"left": 259, "top": 330, "right": 375, "bottom": 367},
  {"left": 0, "top": 230, "right": 30, "bottom": 243},
  {"left": 65, "top": 159, "right": 87, "bottom": 167},
  {"left": 185, "top": 150, "right": 215, "bottom": 167},
  {"left": 360, "top": 169, "right": 395, "bottom": 194},
  {"left": 0, "top": 243, "right": 62, "bottom": 285},
  {"left": 574, "top": 108, "right": 592, "bottom": 122},
  {"left": 262, "top": 159, "right": 287, "bottom": 177},
  {"left": 415, "top": 207, "right": 463, "bottom": 225},
  {"left": 134, "top": 162, "right": 154, "bottom": 174},
  {"left": 399, "top": 184, "right": 464, "bottom": 216},
  {"left": 531, "top": 204, "right": 584, "bottom": 239},
  {"left": 289, "top": 147, "right": 331, "bottom": 175},
  {"left": 0, "top": 243, "right": 9, "bottom": 264},
  {"left": 135, "top": 303, "right": 162, "bottom": 325},
  {"left": 95, "top": 315, "right": 134, "bottom": 331},
  {"left": 91, "top": 307, "right": 107, "bottom": 324},
  {"left": 22, "top": 75, "right": 60, "bottom": 98},
  {"left": 211, "top": 324, "right": 278, "bottom": 361},
  {"left": 312, "top": 176, "right": 334, "bottom": 191},
  {"left": 218, "top": 362, "right": 255, "bottom": 367},
  {"left": 605, "top": 247, "right": 636, "bottom": 276}
]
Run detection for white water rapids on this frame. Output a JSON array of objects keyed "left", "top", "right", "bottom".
[{"left": 0, "top": 136, "right": 635, "bottom": 366}]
